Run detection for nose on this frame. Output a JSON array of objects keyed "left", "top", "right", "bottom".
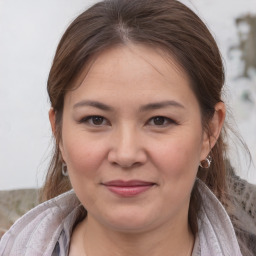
[{"left": 108, "top": 125, "right": 147, "bottom": 168}]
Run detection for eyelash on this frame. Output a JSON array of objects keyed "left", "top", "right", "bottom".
[
  {"left": 147, "top": 116, "right": 177, "bottom": 127},
  {"left": 79, "top": 116, "right": 109, "bottom": 126},
  {"left": 79, "top": 115, "right": 177, "bottom": 127}
]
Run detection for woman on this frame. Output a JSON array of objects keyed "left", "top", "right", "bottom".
[{"left": 0, "top": 0, "right": 254, "bottom": 255}]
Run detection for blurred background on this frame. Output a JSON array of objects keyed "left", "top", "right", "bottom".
[{"left": 0, "top": 0, "right": 255, "bottom": 189}]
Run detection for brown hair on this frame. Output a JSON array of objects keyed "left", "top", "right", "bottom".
[{"left": 41, "top": 0, "right": 251, "bottom": 253}]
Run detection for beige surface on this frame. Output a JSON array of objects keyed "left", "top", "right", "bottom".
[{"left": 0, "top": 189, "right": 38, "bottom": 238}]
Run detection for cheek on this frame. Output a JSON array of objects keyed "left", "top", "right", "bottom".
[
  {"left": 151, "top": 133, "right": 202, "bottom": 178},
  {"left": 61, "top": 136, "right": 108, "bottom": 208},
  {"left": 61, "top": 131, "right": 107, "bottom": 179}
]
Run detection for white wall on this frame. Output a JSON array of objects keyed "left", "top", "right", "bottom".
[
  {"left": 0, "top": 0, "right": 255, "bottom": 190},
  {"left": 0, "top": 0, "right": 97, "bottom": 190}
]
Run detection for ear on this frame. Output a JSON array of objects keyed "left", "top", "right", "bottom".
[
  {"left": 200, "top": 102, "right": 226, "bottom": 160},
  {"left": 49, "top": 108, "right": 56, "bottom": 135}
]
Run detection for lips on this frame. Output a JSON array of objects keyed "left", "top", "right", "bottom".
[{"left": 102, "top": 180, "right": 156, "bottom": 197}]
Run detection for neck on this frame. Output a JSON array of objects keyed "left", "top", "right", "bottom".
[{"left": 80, "top": 214, "right": 194, "bottom": 256}]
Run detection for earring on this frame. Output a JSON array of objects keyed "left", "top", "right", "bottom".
[
  {"left": 62, "top": 163, "right": 69, "bottom": 177},
  {"left": 199, "top": 155, "right": 212, "bottom": 169}
]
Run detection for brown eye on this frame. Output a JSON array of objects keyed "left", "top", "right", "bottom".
[
  {"left": 91, "top": 116, "right": 104, "bottom": 125},
  {"left": 80, "top": 116, "right": 109, "bottom": 126},
  {"left": 147, "top": 116, "right": 177, "bottom": 127},
  {"left": 153, "top": 116, "right": 165, "bottom": 125}
]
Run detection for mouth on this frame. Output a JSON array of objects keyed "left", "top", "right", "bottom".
[{"left": 102, "top": 180, "right": 156, "bottom": 197}]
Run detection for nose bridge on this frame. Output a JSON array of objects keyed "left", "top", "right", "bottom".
[
  {"left": 108, "top": 122, "right": 146, "bottom": 167},
  {"left": 116, "top": 123, "right": 139, "bottom": 158}
]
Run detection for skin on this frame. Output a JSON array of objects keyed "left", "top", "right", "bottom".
[{"left": 49, "top": 44, "right": 225, "bottom": 256}]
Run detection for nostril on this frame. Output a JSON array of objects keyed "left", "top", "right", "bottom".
[
  {"left": 110, "top": 160, "right": 140, "bottom": 169},
  {"left": 107, "top": 144, "right": 147, "bottom": 168},
  {"left": 121, "top": 162, "right": 142, "bottom": 169}
]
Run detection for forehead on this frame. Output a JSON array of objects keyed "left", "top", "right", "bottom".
[{"left": 65, "top": 44, "right": 199, "bottom": 109}]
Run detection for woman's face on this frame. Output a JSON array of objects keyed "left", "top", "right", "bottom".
[{"left": 59, "top": 45, "right": 210, "bottom": 233}]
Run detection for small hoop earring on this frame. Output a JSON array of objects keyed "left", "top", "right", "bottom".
[
  {"left": 62, "top": 163, "right": 69, "bottom": 177},
  {"left": 199, "top": 155, "right": 212, "bottom": 169}
]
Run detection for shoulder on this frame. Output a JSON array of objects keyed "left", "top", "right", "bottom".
[
  {"left": 0, "top": 190, "right": 81, "bottom": 256},
  {"left": 228, "top": 166, "right": 256, "bottom": 227},
  {"left": 197, "top": 180, "right": 243, "bottom": 255},
  {"left": 227, "top": 167, "right": 256, "bottom": 253}
]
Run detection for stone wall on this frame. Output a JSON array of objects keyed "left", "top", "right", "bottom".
[{"left": 0, "top": 189, "right": 38, "bottom": 238}]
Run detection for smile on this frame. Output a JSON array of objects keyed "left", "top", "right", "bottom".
[{"left": 102, "top": 180, "right": 156, "bottom": 197}]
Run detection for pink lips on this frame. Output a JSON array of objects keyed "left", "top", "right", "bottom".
[{"left": 102, "top": 180, "right": 155, "bottom": 197}]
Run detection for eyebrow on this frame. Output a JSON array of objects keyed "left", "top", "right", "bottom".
[
  {"left": 73, "top": 100, "right": 184, "bottom": 112},
  {"left": 73, "top": 100, "right": 113, "bottom": 111},
  {"left": 139, "top": 100, "right": 185, "bottom": 111}
]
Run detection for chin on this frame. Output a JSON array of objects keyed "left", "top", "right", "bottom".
[{"left": 99, "top": 209, "right": 157, "bottom": 233}]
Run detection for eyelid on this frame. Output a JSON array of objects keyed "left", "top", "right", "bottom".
[
  {"left": 147, "top": 116, "right": 177, "bottom": 126},
  {"left": 78, "top": 115, "right": 177, "bottom": 127},
  {"left": 79, "top": 115, "right": 110, "bottom": 126}
]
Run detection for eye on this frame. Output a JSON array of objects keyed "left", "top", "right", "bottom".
[
  {"left": 80, "top": 116, "right": 109, "bottom": 126},
  {"left": 147, "top": 116, "right": 176, "bottom": 126}
]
